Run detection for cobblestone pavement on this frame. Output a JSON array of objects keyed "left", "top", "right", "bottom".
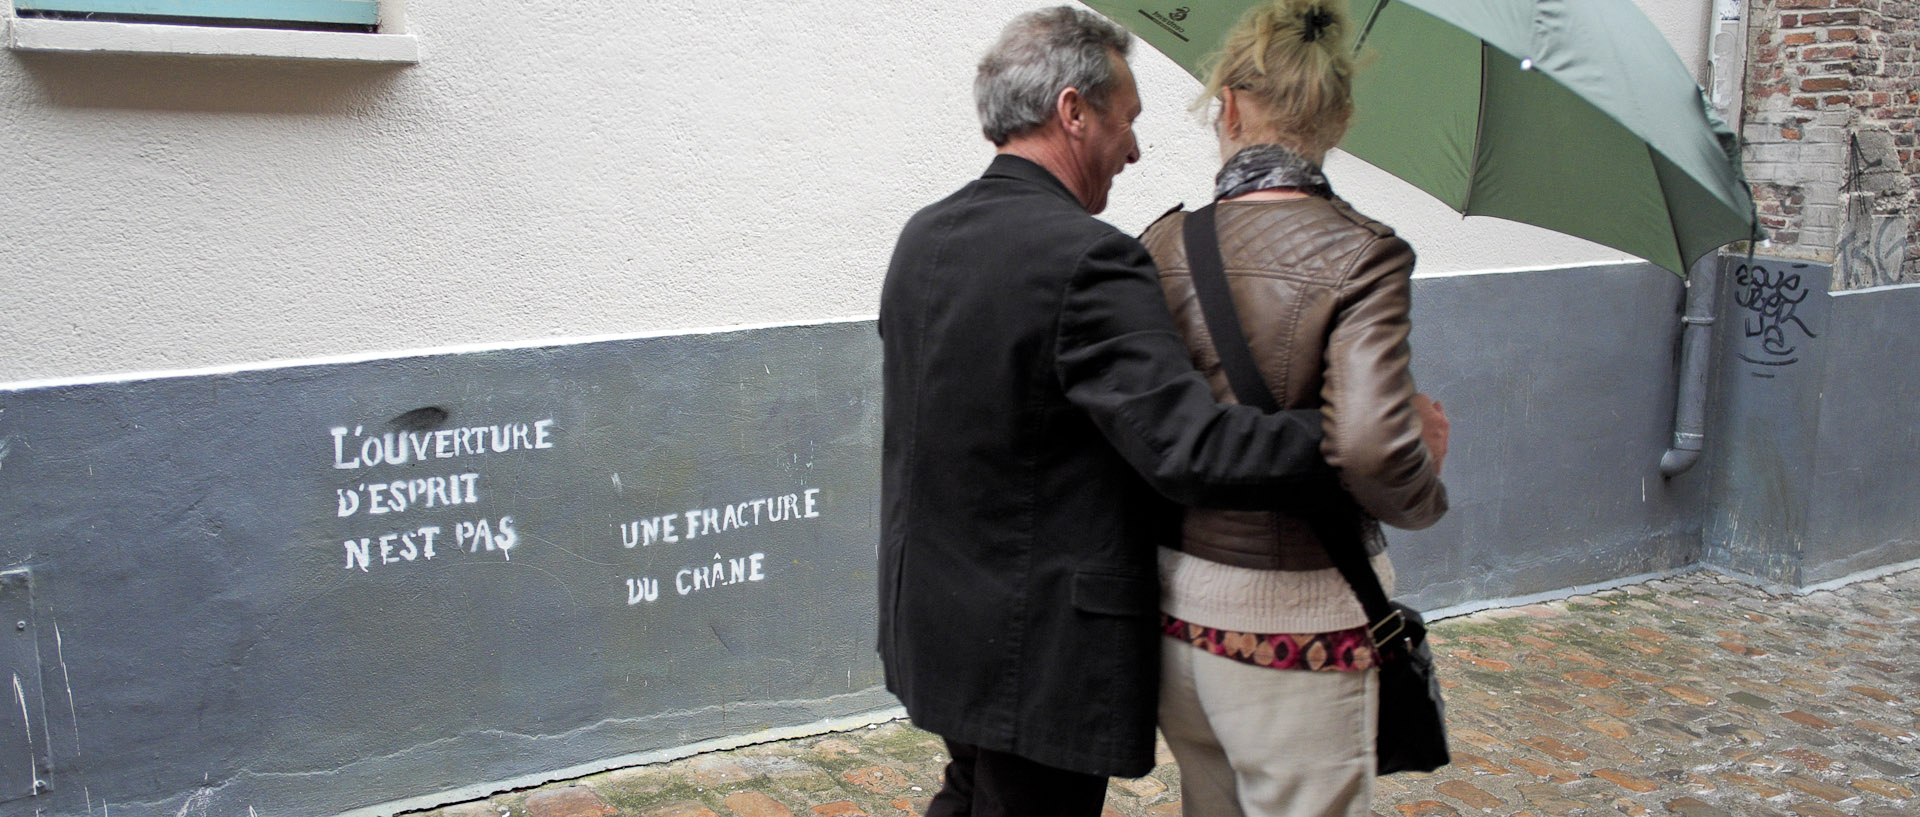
[{"left": 411, "top": 568, "right": 1919, "bottom": 817}]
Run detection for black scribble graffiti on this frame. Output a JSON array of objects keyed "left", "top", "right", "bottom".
[
  {"left": 1836, "top": 212, "right": 1908, "bottom": 290},
  {"left": 1837, "top": 133, "right": 1911, "bottom": 289},
  {"left": 1731, "top": 263, "right": 1817, "bottom": 370},
  {"left": 1846, "top": 134, "right": 1890, "bottom": 183}
]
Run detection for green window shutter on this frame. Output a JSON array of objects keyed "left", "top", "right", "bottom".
[{"left": 13, "top": 0, "right": 378, "bottom": 27}]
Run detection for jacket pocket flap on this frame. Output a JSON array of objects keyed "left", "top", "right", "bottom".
[{"left": 1070, "top": 570, "right": 1156, "bottom": 617}]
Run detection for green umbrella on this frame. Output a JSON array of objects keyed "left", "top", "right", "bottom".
[{"left": 1080, "top": 0, "right": 1759, "bottom": 276}]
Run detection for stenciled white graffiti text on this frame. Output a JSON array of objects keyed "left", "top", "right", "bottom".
[
  {"left": 619, "top": 488, "right": 822, "bottom": 548},
  {"left": 342, "top": 516, "right": 518, "bottom": 571},
  {"left": 331, "top": 419, "right": 555, "bottom": 469},
  {"left": 336, "top": 473, "right": 481, "bottom": 517},
  {"left": 676, "top": 552, "right": 767, "bottom": 596},
  {"left": 624, "top": 552, "right": 769, "bottom": 605}
]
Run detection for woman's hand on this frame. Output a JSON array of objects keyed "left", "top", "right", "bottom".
[{"left": 1412, "top": 393, "right": 1449, "bottom": 475}]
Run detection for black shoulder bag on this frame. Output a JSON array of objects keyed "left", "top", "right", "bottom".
[{"left": 1182, "top": 204, "right": 1451, "bottom": 775}]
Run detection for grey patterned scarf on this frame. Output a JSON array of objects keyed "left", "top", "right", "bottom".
[{"left": 1214, "top": 144, "right": 1333, "bottom": 201}]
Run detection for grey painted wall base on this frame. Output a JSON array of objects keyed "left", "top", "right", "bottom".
[
  {"left": 346, "top": 704, "right": 908, "bottom": 817},
  {"left": 1421, "top": 566, "right": 1703, "bottom": 622},
  {"left": 1, "top": 258, "right": 1915, "bottom": 815},
  {"left": 1703, "top": 257, "right": 1920, "bottom": 587},
  {"left": 1393, "top": 263, "right": 1704, "bottom": 613},
  {"left": 0, "top": 321, "right": 889, "bottom": 817},
  {"left": 1698, "top": 556, "right": 1920, "bottom": 599}
]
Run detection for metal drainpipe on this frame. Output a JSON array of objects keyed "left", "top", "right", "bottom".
[
  {"left": 1661, "top": 0, "right": 1748, "bottom": 478},
  {"left": 1660, "top": 256, "right": 1720, "bottom": 477},
  {"left": 1706, "top": 0, "right": 1750, "bottom": 120}
]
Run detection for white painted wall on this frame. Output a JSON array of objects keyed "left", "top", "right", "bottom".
[{"left": 0, "top": 0, "right": 1714, "bottom": 382}]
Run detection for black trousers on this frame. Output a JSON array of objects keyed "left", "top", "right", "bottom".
[{"left": 924, "top": 739, "right": 1109, "bottom": 817}]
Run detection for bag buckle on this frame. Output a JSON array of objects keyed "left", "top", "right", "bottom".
[{"left": 1369, "top": 609, "right": 1407, "bottom": 650}]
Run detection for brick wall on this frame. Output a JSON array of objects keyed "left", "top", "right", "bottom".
[{"left": 1745, "top": 0, "right": 1918, "bottom": 288}]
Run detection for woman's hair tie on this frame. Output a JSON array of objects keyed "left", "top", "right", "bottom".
[{"left": 1302, "top": 7, "right": 1334, "bottom": 42}]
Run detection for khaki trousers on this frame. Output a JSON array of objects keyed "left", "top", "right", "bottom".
[{"left": 1158, "top": 637, "right": 1377, "bottom": 817}]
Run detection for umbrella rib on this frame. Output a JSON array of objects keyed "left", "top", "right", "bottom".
[
  {"left": 1354, "top": 0, "right": 1390, "bottom": 53},
  {"left": 1459, "top": 42, "right": 1490, "bottom": 215},
  {"left": 1649, "top": 142, "right": 1691, "bottom": 274}
]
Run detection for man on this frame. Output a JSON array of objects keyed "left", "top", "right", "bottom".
[{"left": 877, "top": 8, "right": 1344, "bottom": 816}]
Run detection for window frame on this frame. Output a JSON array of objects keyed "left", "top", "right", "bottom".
[
  {"left": 13, "top": 1, "right": 381, "bottom": 31},
  {"left": 5, "top": 0, "right": 417, "bottom": 62}
]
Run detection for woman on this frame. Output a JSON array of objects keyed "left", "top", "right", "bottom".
[{"left": 1141, "top": 2, "right": 1450, "bottom": 815}]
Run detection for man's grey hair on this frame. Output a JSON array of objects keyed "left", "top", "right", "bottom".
[{"left": 975, "top": 6, "right": 1133, "bottom": 146}]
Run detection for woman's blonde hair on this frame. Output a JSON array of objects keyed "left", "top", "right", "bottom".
[{"left": 1197, "top": 0, "right": 1356, "bottom": 157}]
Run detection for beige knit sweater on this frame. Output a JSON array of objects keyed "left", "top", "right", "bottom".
[{"left": 1158, "top": 542, "right": 1395, "bottom": 634}]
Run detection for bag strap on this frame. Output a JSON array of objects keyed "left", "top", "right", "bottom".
[
  {"left": 1181, "top": 203, "right": 1403, "bottom": 647},
  {"left": 1183, "top": 205, "right": 1280, "bottom": 414}
]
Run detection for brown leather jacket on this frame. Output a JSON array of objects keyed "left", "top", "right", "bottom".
[{"left": 1143, "top": 195, "right": 1448, "bottom": 570}]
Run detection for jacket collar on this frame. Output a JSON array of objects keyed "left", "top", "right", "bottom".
[{"left": 983, "top": 154, "right": 1084, "bottom": 210}]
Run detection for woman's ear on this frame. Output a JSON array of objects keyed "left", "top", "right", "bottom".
[{"left": 1219, "top": 87, "right": 1242, "bottom": 140}]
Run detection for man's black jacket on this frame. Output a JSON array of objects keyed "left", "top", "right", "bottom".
[{"left": 877, "top": 154, "right": 1333, "bottom": 777}]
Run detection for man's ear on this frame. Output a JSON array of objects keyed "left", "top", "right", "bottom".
[{"left": 1055, "top": 86, "right": 1087, "bottom": 138}]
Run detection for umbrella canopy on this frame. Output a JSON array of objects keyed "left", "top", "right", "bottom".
[{"left": 1078, "top": 0, "right": 1760, "bottom": 276}]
